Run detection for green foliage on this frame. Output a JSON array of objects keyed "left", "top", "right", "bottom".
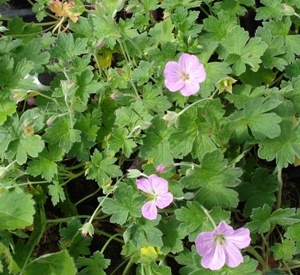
[
  {"left": 24, "top": 250, "right": 77, "bottom": 275},
  {"left": 0, "top": 188, "right": 35, "bottom": 230},
  {"left": 76, "top": 251, "right": 110, "bottom": 275},
  {"left": 2, "top": 0, "right": 300, "bottom": 273}
]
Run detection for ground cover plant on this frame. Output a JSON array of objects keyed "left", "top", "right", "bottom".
[{"left": 1, "top": 0, "right": 300, "bottom": 274}]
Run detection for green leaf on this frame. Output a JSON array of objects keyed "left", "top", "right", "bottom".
[
  {"left": 115, "top": 100, "right": 153, "bottom": 132},
  {"left": 0, "top": 99, "right": 16, "bottom": 125},
  {"left": 131, "top": 61, "right": 154, "bottom": 86},
  {"left": 258, "top": 101, "right": 300, "bottom": 168},
  {"left": 218, "top": 26, "right": 268, "bottom": 75},
  {"left": 24, "top": 250, "right": 77, "bottom": 275},
  {"left": 175, "top": 202, "right": 230, "bottom": 241},
  {"left": 270, "top": 240, "right": 296, "bottom": 261},
  {"left": 77, "top": 251, "right": 110, "bottom": 275},
  {"left": 48, "top": 180, "right": 66, "bottom": 206},
  {"left": 0, "top": 242, "right": 20, "bottom": 274},
  {"left": 247, "top": 205, "right": 300, "bottom": 233},
  {"left": 139, "top": 117, "right": 174, "bottom": 166},
  {"left": 199, "top": 61, "right": 232, "bottom": 97},
  {"left": 85, "top": 149, "right": 122, "bottom": 184},
  {"left": 238, "top": 168, "right": 278, "bottom": 216},
  {"left": 0, "top": 188, "right": 35, "bottom": 230},
  {"left": 44, "top": 116, "right": 81, "bottom": 153},
  {"left": 106, "top": 128, "right": 136, "bottom": 158},
  {"left": 180, "top": 150, "right": 242, "bottom": 208},
  {"left": 229, "top": 97, "right": 282, "bottom": 141},
  {"left": 256, "top": 0, "right": 284, "bottom": 21},
  {"left": 256, "top": 28, "right": 287, "bottom": 71},
  {"left": 60, "top": 218, "right": 91, "bottom": 259},
  {"left": 158, "top": 215, "right": 185, "bottom": 254},
  {"left": 141, "top": 83, "right": 172, "bottom": 114},
  {"left": 50, "top": 33, "right": 88, "bottom": 61},
  {"left": 124, "top": 219, "right": 163, "bottom": 249},
  {"left": 148, "top": 18, "right": 174, "bottom": 44},
  {"left": 101, "top": 182, "right": 143, "bottom": 225}
]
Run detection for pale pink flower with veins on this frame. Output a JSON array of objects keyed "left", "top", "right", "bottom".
[
  {"left": 195, "top": 221, "right": 251, "bottom": 270},
  {"left": 136, "top": 174, "right": 173, "bottom": 220},
  {"left": 164, "top": 53, "right": 206, "bottom": 96}
]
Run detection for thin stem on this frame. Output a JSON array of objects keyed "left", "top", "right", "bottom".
[
  {"left": 94, "top": 229, "right": 124, "bottom": 243},
  {"left": 88, "top": 193, "right": 110, "bottom": 224},
  {"left": 75, "top": 187, "right": 101, "bottom": 206},
  {"left": 245, "top": 247, "right": 269, "bottom": 272},
  {"left": 200, "top": 205, "right": 217, "bottom": 228},
  {"left": 100, "top": 233, "right": 123, "bottom": 254},
  {"left": 122, "top": 255, "right": 134, "bottom": 275},
  {"left": 6, "top": 180, "right": 48, "bottom": 189},
  {"left": 178, "top": 90, "right": 218, "bottom": 117},
  {"left": 276, "top": 166, "right": 283, "bottom": 209}
]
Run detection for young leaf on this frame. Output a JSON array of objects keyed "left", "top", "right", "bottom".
[
  {"left": 48, "top": 180, "right": 66, "bottom": 206},
  {"left": 270, "top": 240, "right": 296, "bottom": 261},
  {"left": 0, "top": 99, "right": 16, "bottom": 126},
  {"left": 0, "top": 188, "right": 35, "bottom": 230},
  {"left": 77, "top": 251, "right": 110, "bottom": 275}
]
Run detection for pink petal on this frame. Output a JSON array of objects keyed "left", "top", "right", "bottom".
[
  {"left": 180, "top": 80, "right": 200, "bottom": 96},
  {"left": 201, "top": 243, "right": 226, "bottom": 270},
  {"left": 164, "top": 61, "right": 185, "bottom": 92},
  {"left": 214, "top": 221, "right": 235, "bottom": 235},
  {"left": 141, "top": 201, "right": 158, "bottom": 220},
  {"left": 189, "top": 63, "right": 206, "bottom": 83},
  {"left": 136, "top": 178, "right": 152, "bottom": 194},
  {"left": 156, "top": 192, "right": 173, "bottom": 209},
  {"left": 195, "top": 232, "right": 214, "bottom": 256},
  {"left": 148, "top": 174, "right": 168, "bottom": 194},
  {"left": 178, "top": 53, "right": 199, "bottom": 72},
  {"left": 226, "top": 227, "right": 251, "bottom": 249},
  {"left": 223, "top": 241, "right": 244, "bottom": 268}
]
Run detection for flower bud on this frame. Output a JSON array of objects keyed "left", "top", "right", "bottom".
[
  {"left": 80, "top": 222, "right": 94, "bottom": 238},
  {"left": 163, "top": 111, "right": 179, "bottom": 127},
  {"left": 127, "top": 169, "right": 142, "bottom": 178}
]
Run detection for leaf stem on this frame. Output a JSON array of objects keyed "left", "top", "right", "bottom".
[{"left": 200, "top": 205, "right": 217, "bottom": 228}]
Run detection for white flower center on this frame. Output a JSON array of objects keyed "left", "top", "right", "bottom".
[
  {"left": 180, "top": 71, "right": 189, "bottom": 81},
  {"left": 214, "top": 234, "right": 226, "bottom": 245}
]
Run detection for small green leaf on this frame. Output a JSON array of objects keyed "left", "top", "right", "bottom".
[
  {"left": 131, "top": 61, "right": 154, "bottom": 86},
  {"left": 77, "top": 251, "right": 110, "bottom": 275},
  {"left": 270, "top": 240, "right": 296, "bottom": 261},
  {"left": 149, "top": 18, "right": 174, "bottom": 44},
  {"left": 48, "top": 180, "right": 66, "bottom": 206},
  {"left": 85, "top": 150, "right": 122, "bottom": 185}
]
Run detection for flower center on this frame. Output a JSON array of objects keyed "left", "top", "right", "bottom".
[
  {"left": 180, "top": 71, "right": 189, "bottom": 81},
  {"left": 214, "top": 234, "right": 226, "bottom": 245}
]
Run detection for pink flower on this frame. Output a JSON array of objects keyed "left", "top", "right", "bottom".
[
  {"left": 136, "top": 174, "right": 173, "bottom": 220},
  {"left": 164, "top": 53, "right": 206, "bottom": 96},
  {"left": 195, "top": 221, "right": 251, "bottom": 270}
]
